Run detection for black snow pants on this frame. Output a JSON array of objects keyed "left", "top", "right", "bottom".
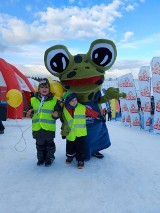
[{"left": 33, "top": 129, "right": 56, "bottom": 162}]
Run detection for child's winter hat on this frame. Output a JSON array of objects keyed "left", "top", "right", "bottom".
[
  {"left": 63, "top": 91, "right": 77, "bottom": 105},
  {"left": 38, "top": 78, "right": 50, "bottom": 89}
]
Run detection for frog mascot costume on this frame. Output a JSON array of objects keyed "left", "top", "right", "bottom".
[{"left": 44, "top": 39, "right": 126, "bottom": 160}]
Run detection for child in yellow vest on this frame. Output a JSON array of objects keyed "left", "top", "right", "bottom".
[
  {"left": 26, "top": 78, "right": 62, "bottom": 167},
  {"left": 61, "top": 92, "right": 100, "bottom": 169}
]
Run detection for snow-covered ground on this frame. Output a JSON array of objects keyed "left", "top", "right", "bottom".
[{"left": 0, "top": 118, "right": 160, "bottom": 213}]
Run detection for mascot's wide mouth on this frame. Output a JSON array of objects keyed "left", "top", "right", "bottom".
[{"left": 62, "top": 76, "right": 102, "bottom": 86}]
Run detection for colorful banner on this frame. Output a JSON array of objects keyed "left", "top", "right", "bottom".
[
  {"left": 117, "top": 73, "right": 140, "bottom": 128},
  {"left": 120, "top": 99, "right": 130, "bottom": 126},
  {"left": 150, "top": 57, "right": 160, "bottom": 134},
  {"left": 138, "top": 66, "right": 151, "bottom": 130}
]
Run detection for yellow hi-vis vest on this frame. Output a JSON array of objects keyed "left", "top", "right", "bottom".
[
  {"left": 63, "top": 103, "right": 87, "bottom": 141},
  {"left": 31, "top": 97, "right": 57, "bottom": 131}
]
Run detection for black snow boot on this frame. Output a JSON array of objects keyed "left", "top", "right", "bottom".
[
  {"left": 36, "top": 143, "right": 46, "bottom": 166},
  {"left": 66, "top": 156, "right": 74, "bottom": 164},
  {"left": 92, "top": 152, "right": 104, "bottom": 159},
  {"left": 45, "top": 158, "right": 54, "bottom": 167},
  {"left": 45, "top": 141, "right": 56, "bottom": 167},
  {"left": 77, "top": 161, "right": 84, "bottom": 169}
]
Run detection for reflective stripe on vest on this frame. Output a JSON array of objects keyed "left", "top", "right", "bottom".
[
  {"left": 63, "top": 103, "right": 87, "bottom": 141},
  {"left": 31, "top": 97, "right": 57, "bottom": 131}
]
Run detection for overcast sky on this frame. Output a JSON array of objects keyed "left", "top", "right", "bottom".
[{"left": 0, "top": 0, "right": 160, "bottom": 79}]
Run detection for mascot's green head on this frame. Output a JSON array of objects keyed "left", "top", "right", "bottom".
[{"left": 44, "top": 39, "right": 117, "bottom": 95}]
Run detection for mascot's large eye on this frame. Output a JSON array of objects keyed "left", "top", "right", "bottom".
[
  {"left": 90, "top": 42, "right": 115, "bottom": 67},
  {"left": 45, "top": 48, "right": 70, "bottom": 74}
]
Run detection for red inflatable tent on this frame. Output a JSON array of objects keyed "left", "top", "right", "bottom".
[{"left": 0, "top": 58, "right": 35, "bottom": 119}]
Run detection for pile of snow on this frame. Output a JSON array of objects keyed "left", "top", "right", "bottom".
[{"left": 0, "top": 118, "right": 160, "bottom": 213}]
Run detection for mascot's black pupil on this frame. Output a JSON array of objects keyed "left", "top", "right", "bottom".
[
  {"left": 50, "top": 53, "right": 69, "bottom": 73},
  {"left": 92, "top": 47, "right": 112, "bottom": 67}
]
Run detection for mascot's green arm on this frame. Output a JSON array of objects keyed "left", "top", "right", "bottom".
[{"left": 98, "top": 87, "right": 126, "bottom": 103}]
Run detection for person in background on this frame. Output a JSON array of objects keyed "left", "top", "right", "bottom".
[
  {"left": 61, "top": 91, "right": 101, "bottom": 169},
  {"left": 108, "top": 109, "right": 112, "bottom": 121},
  {"left": 26, "top": 78, "right": 62, "bottom": 167},
  {"left": 139, "top": 107, "right": 144, "bottom": 129},
  {"left": 0, "top": 120, "right": 5, "bottom": 134},
  {"left": 0, "top": 100, "right": 8, "bottom": 134}
]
